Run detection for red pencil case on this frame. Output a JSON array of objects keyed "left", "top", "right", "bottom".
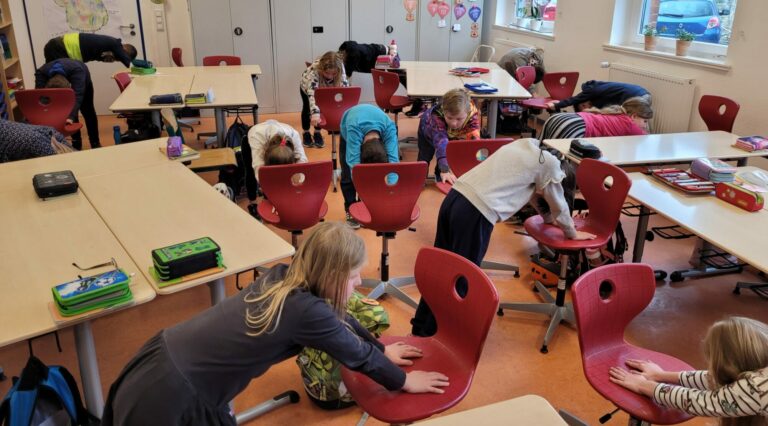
[
  {"left": 650, "top": 168, "right": 715, "bottom": 194},
  {"left": 715, "top": 182, "right": 764, "bottom": 212}
]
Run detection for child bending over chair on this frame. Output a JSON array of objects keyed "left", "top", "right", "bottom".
[
  {"left": 540, "top": 96, "right": 654, "bottom": 140},
  {"left": 300, "top": 51, "right": 350, "bottom": 149}
]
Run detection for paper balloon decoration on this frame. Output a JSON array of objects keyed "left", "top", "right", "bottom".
[
  {"left": 454, "top": 2, "right": 466, "bottom": 20},
  {"left": 437, "top": 1, "right": 450, "bottom": 19},
  {"left": 404, "top": 0, "right": 417, "bottom": 21},
  {"left": 468, "top": 5, "right": 481, "bottom": 22},
  {"left": 427, "top": 0, "right": 438, "bottom": 17}
]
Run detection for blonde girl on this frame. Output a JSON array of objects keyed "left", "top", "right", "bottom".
[{"left": 299, "top": 51, "right": 350, "bottom": 148}]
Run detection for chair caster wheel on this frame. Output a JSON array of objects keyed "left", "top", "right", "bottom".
[
  {"left": 540, "top": 345, "right": 548, "bottom": 354},
  {"left": 645, "top": 231, "right": 655, "bottom": 241},
  {"left": 733, "top": 286, "right": 741, "bottom": 295},
  {"left": 332, "top": 187, "right": 338, "bottom": 193},
  {"left": 670, "top": 271, "right": 684, "bottom": 282},
  {"left": 496, "top": 308, "right": 504, "bottom": 317},
  {"left": 654, "top": 270, "right": 667, "bottom": 281},
  {"left": 532, "top": 285, "right": 539, "bottom": 293},
  {"left": 514, "top": 271, "right": 520, "bottom": 278}
]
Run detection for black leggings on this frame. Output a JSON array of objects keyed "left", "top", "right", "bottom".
[
  {"left": 71, "top": 79, "right": 101, "bottom": 149},
  {"left": 300, "top": 88, "right": 314, "bottom": 133}
]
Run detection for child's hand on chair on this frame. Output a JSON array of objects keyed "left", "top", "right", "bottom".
[
  {"left": 572, "top": 231, "right": 596, "bottom": 240},
  {"left": 385, "top": 341, "right": 423, "bottom": 366}
]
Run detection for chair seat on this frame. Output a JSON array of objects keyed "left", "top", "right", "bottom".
[
  {"left": 257, "top": 200, "right": 328, "bottom": 229},
  {"left": 316, "top": 115, "right": 327, "bottom": 130},
  {"left": 520, "top": 97, "right": 553, "bottom": 110},
  {"left": 523, "top": 216, "right": 609, "bottom": 250},
  {"left": 583, "top": 344, "right": 695, "bottom": 425},
  {"left": 341, "top": 335, "right": 475, "bottom": 424},
  {"left": 349, "top": 202, "right": 420, "bottom": 232},
  {"left": 435, "top": 182, "right": 452, "bottom": 195},
  {"left": 390, "top": 95, "right": 412, "bottom": 109},
  {"left": 63, "top": 122, "right": 83, "bottom": 136}
]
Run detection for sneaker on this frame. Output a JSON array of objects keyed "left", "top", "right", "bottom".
[
  {"left": 313, "top": 131, "right": 325, "bottom": 148},
  {"left": 247, "top": 203, "right": 262, "bottom": 222},
  {"left": 302, "top": 131, "right": 313, "bottom": 148},
  {"left": 345, "top": 212, "right": 361, "bottom": 229}
]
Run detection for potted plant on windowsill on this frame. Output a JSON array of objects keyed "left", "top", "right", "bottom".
[
  {"left": 529, "top": 6, "right": 543, "bottom": 31},
  {"left": 675, "top": 29, "right": 695, "bottom": 56},
  {"left": 519, "top": 6, "right": 533, "bottom": 29},
  {"left": 643, "top": 24, "right": 658, "bottom": 51},
  {"left": 511, "top": 6, "right": 527, "bottom": 27}
]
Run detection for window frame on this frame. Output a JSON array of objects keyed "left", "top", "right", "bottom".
[{"left": 494, "top": 0, "right": 557, "bottom": 36}]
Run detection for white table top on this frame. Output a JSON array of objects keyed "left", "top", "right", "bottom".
[
  {"left": 152, "top": 65, "right": 263, "bottom": 76},
  {"left": 462, "top": 68, "right": 531, "bottom": 99},
  {"left": 78, "top": 162, "right": 295, "bottom": 294},
  {"left": 188, "top": 73, "right": 258, "bottom": 108},
  {"left": 628, "top": 168, "right": 768, "bottom": 274},
  {"left": 0, "top": 187, "right": 155, "bottom": 347},
  {"left": 398, "top": 61, "right": 502, "bottom": 71},
  {"left": 416, "top": 395, "right": 567, "bottom": 425},
  {"left": 0, "top": 138, "right": 173, "bottom": 194},
  {"left": 404, "top": 61, "right": 529, "bottom": 99},
  {"left": 544, "top": 131, "right": 763, "bottom": 166},
  {"left": 109, "top": 74, "right": 192, "bottom": 111}
]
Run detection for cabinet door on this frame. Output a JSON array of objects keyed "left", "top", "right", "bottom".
[
  {"left": 418, "top": 2, "right": 451, "bottom": 61},
  {"left": 190, "top": 0, "right": 234, "bottom": 64},
  {"left": 230, "top": 0, "right": 276, "bottom": 113},
  {"left": 273, "top": 0, "right": 312, "bottom": 112},
  {"left": 310, "top": 0, "right": 348, "bottom": 57},
  {"left": 384, "top": 0, "right": 418, "bottom": 61},
  {"left": 349, "top": 0, "right": 384, "bottom": 44},
  {"left": 449, "top": 0, "right": 483, "bottom": 61}
]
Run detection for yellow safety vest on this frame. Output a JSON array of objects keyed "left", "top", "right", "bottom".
[{"left": 62, "top": 33, "right": 82, "bottom": 61}]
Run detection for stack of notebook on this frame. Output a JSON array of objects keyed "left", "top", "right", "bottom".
[
  {"left": 463, "top": 82, "right": 498, "bottom": 93},
  {"left": 152, "top": 237, "right": 223, "bottom": 281},
  {"left": 185, "top": 93, "right": 208, "bottom": 104},
  {"left": 52, "top": 269, "right": 133, "bottom": 317},
  {"left": 690, "top": 158, "right": 736, "bottom": 183},
  {"left": 733, "top": 135, "right": 768, "bottom": 152}
]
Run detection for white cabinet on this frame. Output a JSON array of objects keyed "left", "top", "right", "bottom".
[{"left": 418, "top": 0, "right": 484, "bottom": 61}]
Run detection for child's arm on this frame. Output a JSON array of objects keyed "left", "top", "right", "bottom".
[
  {"left": 249, "top": 129, "right": 267, "bottom": 176},
  {"left": 383, "top": 121, "right": 400, "bottom": 163},
  {"left": 300, "top": 68, "right": 322, "bottom": 120},
  {"left": 652, "top": 373, "right": 768, "bottom": 418},
  {"left": 68, "top": 69, "right": 89, "bottom": 122},
  {"left": 340, "top": 64, "right": 350, "bottom": 87},
  {"left": 345, "top": 128, "right": 364, "bottom": 169},
  {"left": 287, "top": 127, "right": 308, "bottom": 163},
  {"left": 537, "top": 182, "right": 577, "bottom": 239},
  {"left": 34, "top": 69, "right": 47, "bottom": 90}
]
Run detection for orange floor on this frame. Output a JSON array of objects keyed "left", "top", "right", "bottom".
[{"left": 2, "top": 110, "right": 765, "bottom": 426}]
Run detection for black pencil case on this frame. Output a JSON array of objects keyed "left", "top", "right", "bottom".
[{"left": 32, "top": 170, "right": 79, "bottom": 199}]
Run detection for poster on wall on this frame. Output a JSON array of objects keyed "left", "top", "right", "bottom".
[{"left": 42, "top": 0, "right": 124, "bottom": 38}]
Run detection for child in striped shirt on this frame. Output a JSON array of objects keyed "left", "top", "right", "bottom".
[
  {"left": 609, "top": 316, "right": 768, "bottom": 425},
  {"left": 300, "top": 51, "right": 349, "bottom": 148}
]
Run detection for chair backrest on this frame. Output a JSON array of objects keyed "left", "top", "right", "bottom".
[
  {"left": 171, "top": 47, "right": 183, "bottom": 67},
  {"left": 113, "top": 72, "right": 132, "bottom": 93},
  {"left": 16, "top": 89, "right": 76, "bottom": 134},
  {"left": 572, "top": 263, "right": 655, "bottom": 363},
  {"left": 415, "top": 247, "right": 499, "bottom": 367},
  {"left": 371, "top": 69, "right": 401, "bottom": 110},
  {"left": 445, "top": 138, "right": 515, "bottom": 177},
  {"left": 576, "top": 159, "right": 631, "bottom": 241},
  {"left": 314, "top": 86, "right": 362, "bottom": 132},
  {"left": 542, "top": 72, "right": 579, "bottom": 101},
  {"left": 352, "top": 161, "right": 428, "bottom": 232},
  {"left": 470, "top": 44, "right": 496, "bottom": 63},
  {"left": 202, "top": 55, "right": 242, "bottom": 66},
  {"left": 698, "top": 94, "right": 740, "bottom": 133},
  {"left": 514, "top": 65, "right": 536, "bottom": 89},
  {"left": 258, "top": 161, "right": 333, "bottom": 231}
]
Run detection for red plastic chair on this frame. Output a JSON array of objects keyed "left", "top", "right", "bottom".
[
  {"left": 314, "top": 86, "right": 362, "bottom": 193},
  {"left": 15, "top": 89, "right": 83, "bottom": 137},
  {"left": 171, "top": 47, "right": 183, "bottom": 67},
  {"left": 520, "top": 71, "right": 579, "bottom": 110},
  {"left": 341, "top": 246, "right": 499, "bottom": 424},
  {"left": 515, "top": 65, "right": 536, "bottom": 89},
  {"left": 572, "top": 263, "right": 694, "bottom": 424},
  {"left": 436, "top": 138, "right": 516, "bottom": 195},
  {"left": 202, "top": 55, "right": 242, "bottom": 66},
  {"left": 498, "top": 158, "right": 631, "bottom": 353},
  {"left": 371, "top": 69, "right": 412, "bottom": 130},
  {"left": 349, "top": 161, "right": 428, "bottom": 308},
  {"left": 257, "top": 161, "right": 332, "bottom": 248},
  {"left": 113, "top": 72, "right": 132, "bottom": 93},
  {"left": 698, "top": 94, "right": 740, "bottom": 133}
]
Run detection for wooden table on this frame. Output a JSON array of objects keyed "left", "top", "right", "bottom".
[
  {"left": 544, "top": 131, "right": 764, "bottom": 167},
  {"left": 0, "top": 187, "right": 155, "bottom": 417},
  {"left": 416, "top": 395, "right": 567, "bottom": 425},
  {"left": 109, "top": 75, "right": 192, "bottom": 112},
  {"left": 628, "top": 168, "right": 768, "bottom": 281},
  {"left": 188, "top": 73, "right": 259, "bottom": 143},
  {"left": 398, "top": 61, "right": 531, "bottom": 137}
]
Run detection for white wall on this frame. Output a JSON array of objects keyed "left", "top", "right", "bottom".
[{"left": 486, "top": 0, "right": 768, "bottom": 137}]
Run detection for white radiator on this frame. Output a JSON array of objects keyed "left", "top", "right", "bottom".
[{"left": 608, "top": 63, "right": 696, "bottom": 133}]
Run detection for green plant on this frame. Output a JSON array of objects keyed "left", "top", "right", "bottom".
[
  {"left": 517, "top": 6, "right": 528, "bottom": 17},
  {"left": 530, "top": 6, "right": 540, "bottom": 20},
  {"left": 643, "top": 24, "right": 657, "bottom": 37},
  {"left": 676, "top": 28, "right": 696, "bottom": 41}
]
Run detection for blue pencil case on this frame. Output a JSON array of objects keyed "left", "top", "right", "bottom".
[{"left": 464, "top": 82, "right": 498, "bottom": 93}]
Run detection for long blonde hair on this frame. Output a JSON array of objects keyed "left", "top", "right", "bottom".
[
  {"left": 315, "top": 51, "right": 344, "bottom": 87},
  {"left": 583, "top": 95, "right": 653, "bottom": 119},
  {"left": 244, "top": 222, "right": 366, "bottom": 336},
  {"left": 704, "top": 316, "right": 768, "bottom": 426}
]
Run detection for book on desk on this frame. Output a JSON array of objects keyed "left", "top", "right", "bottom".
[{"left": 733, "top": 135, "right": 768, "bottom": 152}]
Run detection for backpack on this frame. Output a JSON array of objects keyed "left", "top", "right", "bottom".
[
  {"left": 0, "top": 356, "right": 94, "bottom": 426},
  {"left": 296, "top": 292, "right": 390, "bottom": 407},
  {"left": 217, "top": 114, "right": 251, "bottom": 197},
  {"left": 120, "top": 113, "right": 161, "bottom": 143}
]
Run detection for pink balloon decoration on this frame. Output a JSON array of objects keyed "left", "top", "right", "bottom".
[
  {"left": 427, "top": 1, "right": 438, "bottom": 17},
  {"left": 454, "top": 3, "right": 466, "bottom": 20},
  {"left": 437, "top": 1, "right": 450, "bottom": 19}
]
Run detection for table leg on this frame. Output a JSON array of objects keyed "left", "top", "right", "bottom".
[
  {"left": 151, "top": 110, "right": 162, "bottom": 131},
  {"left": 251, "top": 75, "right": 259, "bottom": 124},
  {"left": 208, "top": 278, "right": 227, "bottom": 305},
  {"left": 215, "top": 108, "right": 227, "bottom": 147},
  {"left": 737, "top": 158, "right": 747, "bottom": 167},
  {"left": 632, "top": 205, "right": 650, "bottom": 263},
  {"left": 487, "top": 99, "right": 499, "bottom": 138},
  {"left": 74, "top": 321, "right": 104, "bottom": 418}
]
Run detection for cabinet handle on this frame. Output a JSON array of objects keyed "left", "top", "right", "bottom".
[
  {"left": 119, "top": 24, "right": 135, "bottom": 29},
  {"left": 386, "top": 25, "right": 394, "bottom": 34},
  {"left": 234, "top": 27, "right": 243, "bottom": 36}
]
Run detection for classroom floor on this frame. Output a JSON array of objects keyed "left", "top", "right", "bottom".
[{"left": 3, "top": 110, "right": 766, "bottom": 426}]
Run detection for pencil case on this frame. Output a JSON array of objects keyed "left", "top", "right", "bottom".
[
  {"left": 32, "top": 170, "right": 78, "bottom": 199},
  {"left": 149, "top": 93, "right": 183, "bottom": 105},
  {"left": 651, "top": 168, "right": 715, "bottom": 194},
  {"left": 152, "top": 237, "right": 223, "bottom": 280},
  {"left": 52, "top": 269, "right": 133, "bottom": 316},
  {"left": 715, "top": 182, "right": 764, "bottom": 212},
  {"left": 569, "top": 139, "right": 601, "bottom": 159},
  {"left": 690, "top": 158, "right": 736, "bottom": 182}
]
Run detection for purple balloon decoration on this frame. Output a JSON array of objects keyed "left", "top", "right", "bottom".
[
  {"left": 454, "top": 3, "right": 466, "bottom": 20},
  {"left": 468, "top": 5, "right": 481, "bottom": 22}
]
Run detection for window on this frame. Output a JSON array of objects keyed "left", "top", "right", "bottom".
[
  {"left": 495, "top": 0, "right": 557, "bottom": 35},
  {"left": 640, "top": 0, "right": 738, "bottom": 46}
]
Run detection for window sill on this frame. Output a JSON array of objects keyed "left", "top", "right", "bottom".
[
  {"left": 602, "top": 43, "right": 731, "bottom": 72},
  {"left": 493, "top": 24, "right": 555, "bottom": 41}
]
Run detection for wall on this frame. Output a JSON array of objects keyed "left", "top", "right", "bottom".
[{"left": 486, "top": 0, "right": 768, "bottom": 138}]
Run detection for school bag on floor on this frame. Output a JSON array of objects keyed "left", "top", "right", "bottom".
[
  {"left": 0, "top": 356, "right": 95, "bottom": 426},
  {"left": 296, "top": 292, "right": 390, "bottom": 408},
  {"left": 217, "top": 114, "right": 251, "bottom": 197}
]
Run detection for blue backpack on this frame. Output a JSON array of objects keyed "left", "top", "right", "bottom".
[{"left": 0, "top": 356, "right": 91, "bottom": 426}]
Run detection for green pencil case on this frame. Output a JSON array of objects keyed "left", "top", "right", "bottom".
[
  {"left": 52, "top": 269, "right": 133, "bottom": 316},
  {"left": 152, "top": 237, "right": 222, "bottom": 280}
]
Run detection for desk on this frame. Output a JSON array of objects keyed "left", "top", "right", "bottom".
[
  {"left": 544, "top": 131, "right": 763, "bottom": 167},
  {"left": 628, "top": 169, "right": 768, "bottom": 280},
  {"left": 0, "top": 187, "right": 155, "bottom": 417},
  {"left": 399, "top": 62, "right": 530, "bottom": 137},
  {"left": 188, "top": 73, "right": 259, "bottom": 143},
  {"left": 416, "top": 395, "right": 567, "bottom": 425},
  {"left": 109, "top": 75, "right": 192, "bottom": 112}
]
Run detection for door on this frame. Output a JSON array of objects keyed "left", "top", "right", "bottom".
[
  {"left": 272, "top": 0, "right": 311, "bottom": 112},
  {"left": 310, "top": 0, "right": 347, "bottom": 57},
  {"left": 190, "top": 0, "right": 234, "bottom": 63},
  {"left": 449, "top": 0, "right": 483, "bottom": 61},
  {"left": 418, "top": 1, "right": 451, "bottom": 61},
  {"left": 230, "top": 0, "right": 275, "bottom": 113},
  {"left": 25, "top": 0, "right": 144, "bottom": 114}
]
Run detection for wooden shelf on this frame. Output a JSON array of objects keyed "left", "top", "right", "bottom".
[{"left": 3, "top": 57, "right": 17, "bottom": 69}]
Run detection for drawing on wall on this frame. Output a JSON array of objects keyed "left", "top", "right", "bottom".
[{"left": 43, "top": 0, "right": 124, "bottom": 38}]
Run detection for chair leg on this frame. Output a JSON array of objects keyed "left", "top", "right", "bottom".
[
  {"left": 331, "top": 133, "right": 339, "bottom": 192},
  {"left": 481, "top": 260, "right": 521, "bottom": 277},
  {"left": 360, "top": 235, "right": 418, "bottom": 308},
  {"left": 558, "top": 409, "right": 590, "bottom": 426},
  {"left": 234, "top": 390, "right": 300, "bottom": 424},
  {"left": 355, "top": 412, "right": 370, "bottom": 426}
]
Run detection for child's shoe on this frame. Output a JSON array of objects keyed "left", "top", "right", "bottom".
[
  {"left": 313, "top": 131, "right": 325, "bottom": 148},
  {"left": 303, "top": 131, "right": 313, "bottom": 148}
]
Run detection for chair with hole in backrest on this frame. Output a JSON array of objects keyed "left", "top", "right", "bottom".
[
  {"left": 520, "top": 72, "right": 579, "bottom": 137},
  {"left": 341, "top": 246, "right": 499, "bottom": 424},
  {"left": 371, "top": 69, "right": 414, "bottom": 144},
  {"left": 16, "top": 89, "right": 83, "bottom": 137},
  {"left": 470, "top": 44, "right": 497, "bottom": 63},
  {"left": 698, "top": 95, "right": 740, "bottom": 133},
  {"left": 169, "top": 47, "right": 199, "bottom": 130},
  {"left": 314, "top": 86, "right": 361, "bottom": 193},
  {"left": 497, "top": 159, "right": 631, "bottom": 354},
  {"left": 257, "top": 161, "right": 332, "bottom": 249},
  {"left": 113, "top": 72, "right": 132, "bottom": 93},
  {"left": 349, "top": 161, "right": 427, "bottom": 308},
  {"left": 515, "top": 65, "right": 536, "bottom": 90},
  {"left": 171, "top": 47, "right": 184, "bottom": 67},
  {"left": 572, "top": 263, "right": 694, "bottom": 425}
]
